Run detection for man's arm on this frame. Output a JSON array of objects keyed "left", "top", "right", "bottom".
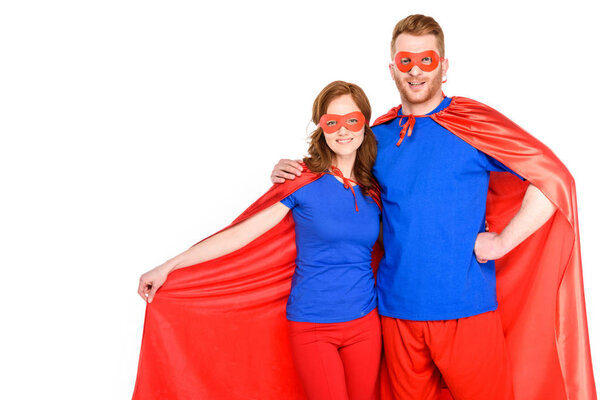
[
  {"left": 271, "top": 159, "right": 303, "bottom": 183},
  {"left": 474, "top": 184, "right": 557, "bottom": 263}
]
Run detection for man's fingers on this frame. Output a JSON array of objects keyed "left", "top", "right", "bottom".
[
  {"left": 271, "top": 159, "right": 303, "bottom": 184},
  {"left": 276, "top": 171, "right": 298, "bottom": 180},
  {"left": 285, "top": 160, "right": 303, "bottom": 176},
  {"left": 277, "top": 159, "right": 302, "bottom": 176}
]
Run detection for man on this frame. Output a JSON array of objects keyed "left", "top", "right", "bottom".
[{"left": 271, "top": 14, "right": 596, "bottom": 400}]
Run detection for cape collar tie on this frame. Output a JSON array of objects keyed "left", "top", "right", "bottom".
[
  {"left": 326, "top": 165, "right": 360, "bottom": 212},
  {"left": 396, "top": 114, "right": 427, "bottom": 146}
]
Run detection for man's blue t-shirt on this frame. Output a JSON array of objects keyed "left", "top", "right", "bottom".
[
  {"left": 280, "top": 173, "right": 381, "bottom": 323},
  {"left": 372, "top": 97, "right": 522, "bottom": 321}
]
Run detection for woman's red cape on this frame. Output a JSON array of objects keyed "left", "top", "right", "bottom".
[
  {"left": 132, "top": 167, "right": 384, "bottom": 399},
  {"left": 371, "top": 96, "right": 596, "bottom": 400},
  {"left": 133, "top": 96, "right": 596, "bottom": 399}
]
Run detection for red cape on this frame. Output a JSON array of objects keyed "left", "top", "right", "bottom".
[
  {"left": 133, "top": 97, "right": 596, "bottom": 400},
  {"left": 372, "top": 96, "right": 596, "bottom": 400},
  {"left": 132, "top": 166, "right": 384, "bottom": 399}
]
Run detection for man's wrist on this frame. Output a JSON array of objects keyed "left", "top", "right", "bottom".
[{"left": 496, "top": 232, "right": 513, "bottom": 257}]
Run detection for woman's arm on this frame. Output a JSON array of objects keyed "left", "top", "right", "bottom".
[{"left": 138, "top": 202, "right": 291, "bottom": 303}]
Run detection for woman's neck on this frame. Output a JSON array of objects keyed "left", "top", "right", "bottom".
[{"left": 332, "top": 154, "right": 356, "bottom": 179}]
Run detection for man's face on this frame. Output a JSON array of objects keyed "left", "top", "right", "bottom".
[{"left": 389, "top": 33, "right": 448, "bottom": 107}]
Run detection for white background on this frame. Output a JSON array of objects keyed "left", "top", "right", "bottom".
[{"left": 1, "top": 1, "right": 598, "bottom": 398}]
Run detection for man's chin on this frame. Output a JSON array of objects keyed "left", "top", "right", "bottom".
[{"left": 400, "top": 90, "right": 431, "bottom": 105}]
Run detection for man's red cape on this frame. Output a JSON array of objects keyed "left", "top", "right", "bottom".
[
  {"left": 133, "top": 96, "right": 596, "bottom": 400},
  {"left": 371, "top": 96, "right": 596, "bottom": 400},
  {"left": 132, "top": 167, "right": 384, "bottom": 399}
]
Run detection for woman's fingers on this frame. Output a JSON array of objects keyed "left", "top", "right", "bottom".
[
  {"left": 147, "top": 283, "right": 161, "bottom": 303},
  {"left": 138, "top": 276, "right": 152, "bottom": 302},
  {"left": 138, "top": 267, "right": 168, "bottom": 303}
]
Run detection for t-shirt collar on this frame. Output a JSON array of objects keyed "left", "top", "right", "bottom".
[{"left": 398, "top": 96, "right": 451, "bottom": 117}]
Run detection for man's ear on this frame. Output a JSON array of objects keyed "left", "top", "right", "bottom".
[
  {"left": 388, "top": 63, "right": 396, "bottom": 80},
  {"left": 441, "top": 57, "right": 449, "bottom": 78}
]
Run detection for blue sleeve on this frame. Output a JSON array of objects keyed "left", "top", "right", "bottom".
[
  {"left": 280, "top": 193, "right": 297, "bottom": 209},
  {"left": 480, "top": 151, "right": 526, "bottom": 181}
]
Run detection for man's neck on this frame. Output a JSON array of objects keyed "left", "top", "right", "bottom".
[{"left": 401, "top": 92, "right": 445, "bottom": 116}]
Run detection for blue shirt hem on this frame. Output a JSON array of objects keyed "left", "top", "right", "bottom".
[
  {"left": 377, "top": 302, "right": 498, "bottom": 321},
  {"left": 286, "top": 303, "right": 377, "bottom": 323}
]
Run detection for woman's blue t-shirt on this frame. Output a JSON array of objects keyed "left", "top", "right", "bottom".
[{"left": 280, "top": 173, "right": 381, "bottom": 323}]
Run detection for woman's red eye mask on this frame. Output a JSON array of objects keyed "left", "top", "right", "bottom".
[
  {"left": 394, "top": 50, "right": 443, "bottom": 72},
  {"left": 319, "top": 111, "right": 366, "bottom": 134}
]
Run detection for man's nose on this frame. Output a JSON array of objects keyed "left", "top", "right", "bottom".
[{"left": 408, "top": 65, "right": 423, "bottom": 76}]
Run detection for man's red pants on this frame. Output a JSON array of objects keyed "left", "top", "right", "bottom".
[
  {"left": 287, "top": 309, "right": 381, "bottom": 400},
  {"left": 381, "top": 310, "right": 514, "bottom": 400}
]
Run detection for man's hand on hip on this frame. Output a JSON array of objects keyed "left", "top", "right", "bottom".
[
  {"left": 474, "top": 184, "right": 557, "bottom": 264},
  {"left": 473, "top": 231, "right": 508, "bottom": 264}
]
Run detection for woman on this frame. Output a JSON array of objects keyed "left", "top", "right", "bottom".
[{"left": 134, "top": 81, "right": 383, "bottom": 400}]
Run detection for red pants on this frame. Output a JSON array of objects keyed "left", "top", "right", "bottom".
[
  {"left": 287, "top": 310, "right": 382, "bottom": 400},
  {"left": 381, "top": 310, "right": 514, "bottom": 400}
]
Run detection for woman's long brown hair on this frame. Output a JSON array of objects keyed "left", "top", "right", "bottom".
[{"left": 303, "top": 81, "right": 377, "bottom": 195}]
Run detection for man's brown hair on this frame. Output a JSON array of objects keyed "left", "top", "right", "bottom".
[
  {"left": 304, "top": 81, "right": 377, "bottom": 195},
  {"left": 390, "top": 14, "right": 445, "bottom": 58}
]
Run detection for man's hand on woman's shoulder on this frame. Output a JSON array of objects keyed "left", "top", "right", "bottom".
[{"left": 271, "top": 159, "right": 303, "bottom": 184}]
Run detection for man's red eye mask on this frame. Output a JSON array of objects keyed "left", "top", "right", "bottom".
[{"left": 394, "top": 50, "right": 442, "bottom": 72}]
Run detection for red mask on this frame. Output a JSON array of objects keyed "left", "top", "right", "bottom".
[
  {"left": 394, "top": 50, "right": 442, "bottom": 73},
  {"left": 319, "top": 111, "right": 366, "bottom": 134}
]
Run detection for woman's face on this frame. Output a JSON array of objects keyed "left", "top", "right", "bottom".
[{"left": 321, "top": 94, "right": 365, "bottom": 162}]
